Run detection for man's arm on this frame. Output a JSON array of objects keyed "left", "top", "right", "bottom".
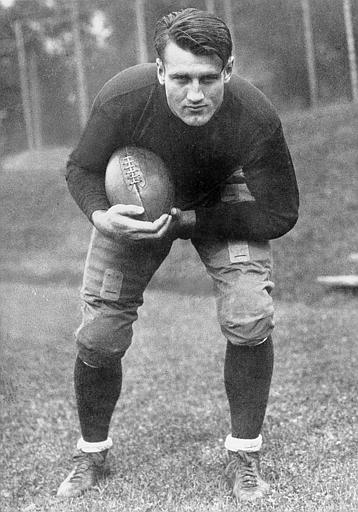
[
  {"left": 91, "top": 206, "right": 172, "bottom": 240},
  {"left": 192, "top": 125, "right": 299, "bottom": 241},
  {"left": 66, "top": 161, "right": 110, "bottom": 220},
  {"left": 66, "top": 106, "right": 173, "bottom": 240},
  {"left": 65, "top": 105, "right": 122, "bottom": 220}
]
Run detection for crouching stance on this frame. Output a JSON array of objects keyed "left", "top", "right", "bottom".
[{"left": 57, "top": 8, "right": 299, "bottom": 503}]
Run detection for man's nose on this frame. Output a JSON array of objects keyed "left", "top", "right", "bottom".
[{"left": 186, "top": 81, "right": 204, "bottom": 103}]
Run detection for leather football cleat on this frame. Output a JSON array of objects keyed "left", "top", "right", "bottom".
[
  {"left": 57, "top": 449, "right": 108, "bottom": 498},
  {"left": 225, "top": 450, "right": 270, "bottom": 502}
]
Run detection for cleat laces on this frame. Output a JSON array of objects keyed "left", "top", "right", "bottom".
[
  {"left": 68, "top": 453, "right": 93, "bottom": 483},
  {"left": 57, "top": 449, "right": 108, "bottom": 498},
  {"left": 226, "top": 452, "right": 259, "bottom": 489},
  {"left": 67, "top": 451, "right": 105, "bottom": 483}
]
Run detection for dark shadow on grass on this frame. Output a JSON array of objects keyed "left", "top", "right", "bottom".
[{"left": 318, "top": 286, "right": 358, "bottom": 297}]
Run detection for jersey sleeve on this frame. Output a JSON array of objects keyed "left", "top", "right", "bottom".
[
  {"left": 65, "top": 103, "right": 123, "bottom": 221},
  {"left": 193, "top": 124, "right": 299, "bottom": 241},
  {"left": 65, "top": 65, "right": 158, "bottom": 222}
]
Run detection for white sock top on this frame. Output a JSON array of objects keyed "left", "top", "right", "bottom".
[
  {"left": 225, "top": 434, "right": 262, "bottom": 452},
  {"left": 77, "top": 437, "right": 113, "bottom": 453}
]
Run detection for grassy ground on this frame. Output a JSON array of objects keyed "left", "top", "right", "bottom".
[
  {"left": 1, "top": 286, "right": 357, "bottom": 512},
  {"left": 1, "top": 102, "right": 358, "bottom": 511}
]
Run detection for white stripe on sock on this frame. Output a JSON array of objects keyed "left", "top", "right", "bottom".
[
  {"left": 225, "top": 434, "right": 262, "bottom": 452},
  {"left": 77, "top": 437, "right": 113, "bottom": 453}
]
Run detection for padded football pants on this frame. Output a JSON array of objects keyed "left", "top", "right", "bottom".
[{"left": 75, "top": 229, "right": 274, "bottom": 367}]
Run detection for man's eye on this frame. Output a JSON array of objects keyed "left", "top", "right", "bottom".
[
  {"left": 175, "top": 77, "right": 188, "bottom": 83},
  {"left": 201, "top": 77, "right": 218, "bottom": 84}
]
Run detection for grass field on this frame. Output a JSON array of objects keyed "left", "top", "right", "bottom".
[{"left": 1, "top": 102, "right": 358, "bottom": 511}]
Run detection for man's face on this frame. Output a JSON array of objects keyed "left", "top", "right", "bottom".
[{"left": 156, "top": 41, "right": 233, "bottom": 127}]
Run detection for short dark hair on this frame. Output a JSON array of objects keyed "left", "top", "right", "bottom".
[{"left": 154, "top": 8, "right": 233, "bottom": 67}]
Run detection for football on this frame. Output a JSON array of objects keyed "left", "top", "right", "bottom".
[{"left": 105, "top": 146, "right": 175, "bottom": 222}]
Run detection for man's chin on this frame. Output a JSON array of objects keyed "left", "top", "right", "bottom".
[{"left": 181, "top": 114, "right": 212, "bottom": 127}]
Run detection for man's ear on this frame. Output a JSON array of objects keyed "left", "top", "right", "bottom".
[
  {"left": 223, "top": 56, "right": 234, "bottom": 83},
  {"left": 156, "top": 58, "right": 165, "bottom": 85}
]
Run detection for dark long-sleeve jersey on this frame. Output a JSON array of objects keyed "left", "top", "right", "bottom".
[{"left": 66, "top": 63, "right": 299, "bottom": 241}]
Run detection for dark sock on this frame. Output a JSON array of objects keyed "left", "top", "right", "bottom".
[
  {"left": 224, "top": 336, "right": 274, "bottom": 439},
  {"left": 74, "top": 355, "right": 123, "bottom": 442}
]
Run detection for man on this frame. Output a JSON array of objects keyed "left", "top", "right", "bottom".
[{"left": 57, "top": 8, "right": 299, "bottom": 503}]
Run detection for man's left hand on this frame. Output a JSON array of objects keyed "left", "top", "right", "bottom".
[{"left": 168, "top": 208, "right": 196, "bottom": 240}]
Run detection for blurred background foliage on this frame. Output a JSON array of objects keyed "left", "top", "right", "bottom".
[{"left": 0, "top": 0, "right": 357, "bottom": 153}]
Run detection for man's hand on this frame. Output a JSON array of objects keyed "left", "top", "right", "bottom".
[
  {"left": 168, "top": 208, "right": 196, "bottom": 240},
  {"left": 91, "top": 204, "right": 172, "bottom": 241}
]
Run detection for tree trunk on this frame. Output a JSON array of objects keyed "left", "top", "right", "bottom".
[
  {"left": 28, "top": 50, "right": 42, "bottom": 149},
  {"left": 135, "top": 0, "right": 148, "bottom": 64},
  {"left": 343, "top": 0, "right": 358, "bottom": 102},
  {"left": 300, "top": 0, "right": 318, "bottom": 107},
  {"left": 71, "top": 0, "right": 89, "bottom": 129},
  {"left": 14, "top": 20, "right": 35, "bottom": 150}
]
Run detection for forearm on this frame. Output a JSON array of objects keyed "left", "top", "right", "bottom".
[
  {"left": 64, "top": 102, "right": 127, "bottom": 221},
  {"left": 194, "top": 201, "right": 298, "bottom": 241},
  {"left": 192, "top": 125, "right": 299, "bottom": 241},
  {"left": 65, "top": 160, "right": 110, "bottom": 222}
]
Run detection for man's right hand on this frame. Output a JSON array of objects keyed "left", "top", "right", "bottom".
[{"left": 91, "top": 204, "right": 172, "bottom": 241}]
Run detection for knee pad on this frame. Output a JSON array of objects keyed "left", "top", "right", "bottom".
[
  {"left": 221, "top": 315, "right": 274, "bottom": 347},
  {"left": 77, "top": 352, "right": 125, "bottom": 372},
  {"left": 78, "top": 347, "right": 127, "bottom": 370},
  {"left": 76, "top": 306, "right": 135, "bottom": 368}
]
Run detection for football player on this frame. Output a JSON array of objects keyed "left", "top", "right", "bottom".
[{"left": 57, "top": 8, "right": 299, "bottom": 503}]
